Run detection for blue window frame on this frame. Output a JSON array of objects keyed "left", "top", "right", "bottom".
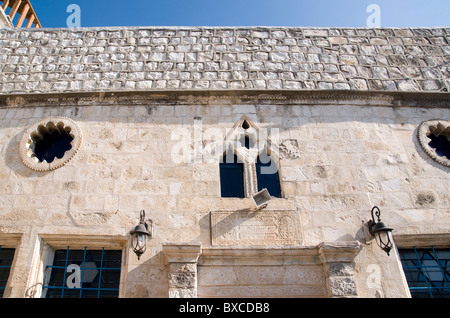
[
  {"left": 399, "top": 246, "right": 450, "bottom": 298},
  {"left": 220, "top": 154, "right": 245, "bottom": 198},
  {"left": 0, "top": 246, "right": 15, "bottom": 298},
  {"left": 42, "top": 247, "right": 122, "bottom": 298}
]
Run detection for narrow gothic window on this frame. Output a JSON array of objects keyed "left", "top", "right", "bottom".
[
  {"left": 244, "top": 135, "right": 253, "bottom": 149},
  {"left": 256, "top": 151, "right": 281, "bottom": 198},
  {"left": 220, "top": 116, "right": 282, "bottom": 199},
  {"left": 220, "top": 154, "right": 245, "bottom": 198}
]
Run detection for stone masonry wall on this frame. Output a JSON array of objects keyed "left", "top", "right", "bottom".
[
  {"left": 0, "top": 93, "right": 449, "bottom": 297},
  {"left": 0, "top": 26, "right": 449, "bottom": 95},
  {"left": 0, "top": 25, "right": 449, "bottom": 298}
]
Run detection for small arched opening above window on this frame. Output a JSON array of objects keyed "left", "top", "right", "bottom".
[
  {"left": 19, "top": 117, "right": 83, "bottom": 171},
  {"left": 242, "top": 119, "right": 250, "bottom": 130},
  {"left": 417, "top": 119, "right": 450, "bottom": 168}
]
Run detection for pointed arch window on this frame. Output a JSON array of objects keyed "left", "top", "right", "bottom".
[
  {"left": 219, "top": 116, "right": 282, "bottom": 199},
  {"left": 256, "top": 150, "right": 281, "bottom": 198},
  {"left": 220, "top": 154, "right": 245, "bottom": 198}
]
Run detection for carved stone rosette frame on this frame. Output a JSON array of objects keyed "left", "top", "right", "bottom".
[
  {"left": 417, "top": 119, "right": 450, "bottom": 168},
  {"left": 18, "top": 116, "right": 83, "bottom": 171}
]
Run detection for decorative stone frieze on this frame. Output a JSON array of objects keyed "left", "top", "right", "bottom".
[{"left": 210, "top": 210, "right": 302, "bottom": 246}]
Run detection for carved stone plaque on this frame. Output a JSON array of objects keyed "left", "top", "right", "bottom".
[{"left": 210, "top": 210, "right": 302, "bottom": 245}]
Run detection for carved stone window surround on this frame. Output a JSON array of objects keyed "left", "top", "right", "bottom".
[
  {"left": 25, "top": 234, "right": 128, "bottom": 298},
  {"left": 222, "top": 115, "right": 282, "bottom": 198}
]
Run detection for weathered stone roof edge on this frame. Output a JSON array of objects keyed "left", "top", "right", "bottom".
[
  {"left": 1, "top": 26, "right": 449, "bottom": 30},
  {"left": 1, "top": 26, "right": 449, "bottom": 95}
]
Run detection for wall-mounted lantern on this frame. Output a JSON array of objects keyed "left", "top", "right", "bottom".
[
  {"left": 368, "top": 206, "right": 394, "bottom": 256},
  {"left": 130, "top": 210, "right": 153, "bottom": 260}
]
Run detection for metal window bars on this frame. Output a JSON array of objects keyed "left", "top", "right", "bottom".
[
  {"left": 399, "top": 246, "right": 450, "bottom": 298},
  {"left": 42, "top": 247, "right": 122, "bottom": 298},
  {"left": 0, "top": 0, "right": 42, "bottom": 28}
]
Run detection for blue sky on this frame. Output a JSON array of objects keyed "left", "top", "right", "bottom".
[{"left": 30, "top": 0, "right": 450, "bottom": 28}]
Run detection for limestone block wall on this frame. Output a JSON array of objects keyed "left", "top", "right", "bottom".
[
  {"left": 0, "top": 91, "right": 448, "bottom": 298},
  {"left": 0, "top": 24, "right": 449, "bottom": 299}
]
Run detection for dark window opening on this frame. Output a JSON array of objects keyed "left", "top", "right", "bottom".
[
  {"left": 242, "top": 120, "right": 250, "bottom": 130},
  {"left": 43, "top": 247, "right": 122, "bottom": 298},
  {"left": 256, "top": 151, "right": 281, "bottom": 198},
  {"left": 399, "top": 247, "right": 450, "bottom": 298},
  {"left": 220, "top": 154, "right": 245, "bottom": 198},
  {"left": 428, "top": 133, "right": 450, "bottom": 160},
  {"left": 32, "top": 125, "right": 74, "bottom": 163},
  {"left": 0, "top": 247, "right": 15, "bottom": 298}
]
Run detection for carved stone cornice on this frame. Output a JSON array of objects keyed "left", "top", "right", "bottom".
[
  {"left": 1, "top": 89, "right": 449, "bottom": 108},
  {"left": 162, "top": 242, "right": 202, "bottom": 263},
  {"left": 318, "top": 241, "right": 361, "bottom": 264}
]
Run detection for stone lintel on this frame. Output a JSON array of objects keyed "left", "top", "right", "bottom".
[
  {"left": 393, "top": 233, "right": 450, "bottom": 249},
  {"left": 199, "top": 245, "right": 319, "bottom": 266},
  {"left": 0, "top": 233, "right": 23, "bottom": 247},
  {"left": 38, "top": 234, "right": 129, "bottom": 249}
]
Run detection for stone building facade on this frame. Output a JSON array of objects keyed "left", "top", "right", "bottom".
[{"left": 0, "top": 26, "right": 449, "bottom": 298}]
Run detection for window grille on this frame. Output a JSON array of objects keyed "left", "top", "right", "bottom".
[
  {"left": 0, "top": 246, "right": 15, "bottom": 297},
  {"left": 399, "top": 246, "right": 450, "bottom": 298},
  {"left": 42, "top": 247, "right": 122, "bottom": 298}
]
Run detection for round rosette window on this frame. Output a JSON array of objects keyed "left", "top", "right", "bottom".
[
  {"left": 417, "top": 119, "right": 450, "bottom": 168},
  {"left": 19, "top": 117, "right": 82, "bottom": 171}
]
